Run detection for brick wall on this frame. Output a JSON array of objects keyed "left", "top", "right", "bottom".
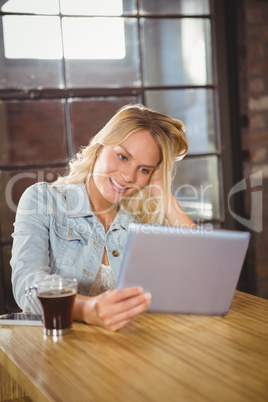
[{"left": 237, "top": 0, "right": 268, "bottom": 298}]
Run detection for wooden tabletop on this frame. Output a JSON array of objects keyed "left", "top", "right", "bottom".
[{"left": 0, "top": 291, "right": 268, "bottom": 402}]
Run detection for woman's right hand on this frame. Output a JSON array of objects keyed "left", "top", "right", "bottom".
[{"left": 73, "top": 287, "right": 152, "bottom": 331}]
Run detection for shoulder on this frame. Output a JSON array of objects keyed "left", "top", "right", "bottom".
[
  {"left": 18, "top": 182, "right": 66, "bottom": 204},
  {"left": 20, "top": 182, "right": 86, "bottom": 198},
  {"left": 15, "top": 182, "right": 91, "bottom": 223},
  {"left": 16, "top": 182, "right": 52, "bottom": 217},
  {"left": 17, "top": 182, "right": 48, "bottom": 210},
  {"left": 17, "top": 182, "right": 85, "bottom": 213}
]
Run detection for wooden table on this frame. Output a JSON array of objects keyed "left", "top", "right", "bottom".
[{"left": 0, "top": 291, "right": 268, "bottom": 402}]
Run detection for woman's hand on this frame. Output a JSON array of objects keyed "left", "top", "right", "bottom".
[{"left": 73, "top": 287, "right": 152, "bottom": 331}]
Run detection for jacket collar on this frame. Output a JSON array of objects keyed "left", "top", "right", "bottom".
[{"left": 66, "top": 183, "right": 93, "bottom": 218}]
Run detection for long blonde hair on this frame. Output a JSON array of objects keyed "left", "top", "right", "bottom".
[{"left": 53, "top": 104, "right": 188, "bottom": 224}]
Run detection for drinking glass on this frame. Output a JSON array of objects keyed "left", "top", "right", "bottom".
[{"left": 25, "top": 277, "right": 78, "bottom": 337}]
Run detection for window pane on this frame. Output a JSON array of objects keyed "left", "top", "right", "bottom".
[
  {"left": 0, "top": 0, "right": 60, "bottom": 14},
  {"left": 140, "top": 0, "right": 210, "bottom": 15},
  {"left": 63, "top": 18, "right": 140, "bottom": 87},
  {"left": 0, "top": 100, "right": 68, "bottom": 166},
  {"left": 2, "top": 16, "right": 63, "bottom": 60},
  {"left": 145, "top": 89, "right": 217, "bottom": 154},
  {"left": 141, "top": 18, "right": 213, "bottom": 86},
  {"left": 172, "top": 156, "right": 221, "bottom": 221},
  {"left": 0, "top": 17, "right": 63, "bottom": 88},
  {"left": 63, "top": 17, "right": 125, "bottom": 60},
  {"left": 60, "top": 0, "right": 136, "bottom": 15},
  {"left": 69, "top": 96, "right": 137, "bottom": 153},
  {"left": 0, "top": 167, "right": 66, "bottom": 242}
]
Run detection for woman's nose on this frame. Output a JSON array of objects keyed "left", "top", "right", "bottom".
[{"left": 121, "top": 166, "right": 136, "bottom": 183}]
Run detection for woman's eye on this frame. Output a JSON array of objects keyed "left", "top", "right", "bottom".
[
  {"left": 118, "top": 154, "right": 127, "bottom": 161},
  {"left": 140, "top": 167, "right": 150, "bottom": 174}
]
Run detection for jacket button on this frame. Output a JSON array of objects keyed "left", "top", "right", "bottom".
[{"left": 112, "top": 250, "right": 119, "bottom": 257}]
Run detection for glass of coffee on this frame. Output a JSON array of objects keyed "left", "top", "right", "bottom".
[{"left": 25, "top": 277, "right": 78, "bottom": 337}]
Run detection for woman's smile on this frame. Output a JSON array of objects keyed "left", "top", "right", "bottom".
[{"left": 109, "top": 177, "right": 130, "bottom": 193}]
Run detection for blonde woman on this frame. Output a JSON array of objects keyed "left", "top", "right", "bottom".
[{"left": 11, "top": 104, "right": 195, "bottom": 331}]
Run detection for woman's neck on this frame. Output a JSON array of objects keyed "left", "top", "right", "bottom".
[{"left": 86, "top": 179, "right": 119, "bottom": 229}]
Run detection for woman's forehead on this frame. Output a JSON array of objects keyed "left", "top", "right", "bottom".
[{"left": 119, "top": 130, "right": 161, "bottom": 165}]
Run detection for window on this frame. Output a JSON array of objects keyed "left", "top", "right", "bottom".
[{"left": 0, "top": 0, "right": 236, "bottom": 313}]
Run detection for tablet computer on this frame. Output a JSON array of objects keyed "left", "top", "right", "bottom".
[
  {"left": 116, "top": 224, "right": 250, "bottom": 315},
  {"left": 0, "top": 313, "right": 43, "bottom": 326}
]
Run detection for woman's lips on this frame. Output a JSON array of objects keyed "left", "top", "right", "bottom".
[{"left": 109, "top": 177, "right": 129, "bottom": 194}]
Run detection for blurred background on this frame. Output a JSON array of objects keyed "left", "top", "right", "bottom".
[{"left": 0, "top": 0, "right": 267, "bottom": 314}]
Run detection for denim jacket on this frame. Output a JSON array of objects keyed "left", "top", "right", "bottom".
[{"left": 11, "top": 182, "right": 135, "bottom": 311}]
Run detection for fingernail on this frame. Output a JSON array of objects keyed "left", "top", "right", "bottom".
[{"left": 145, "top": 293, "right": 152, "bottom": 302}]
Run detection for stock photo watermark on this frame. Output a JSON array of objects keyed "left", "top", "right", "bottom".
[
  {"left": 4, "top": 170, "right": 263, "bottom": 233},
  {"left": 228, "top": 170, "right": 263, "bottom": 233}
]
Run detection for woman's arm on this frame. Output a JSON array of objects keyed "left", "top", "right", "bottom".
[
  {"left": 11, "top": 183, "right": 57, "bottom": 310},
  {"left": 150, "top": 166, "right": 196, "bottom": 228},
  {"left": 165, "top": 191, "right": 197, "bottom": 228},
  {"left": 73, "top": 287, "right": 152, "bottom": 331}
]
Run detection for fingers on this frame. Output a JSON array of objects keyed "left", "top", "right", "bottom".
[
  {"left": 92, "top": 288, "right": 152, "bottom": 331},
  {"left": 105, "top": 294, "right": 152, "bottom": 331},
  {"left": 102, "top": 286, "right": 145, "bottom": 303}
]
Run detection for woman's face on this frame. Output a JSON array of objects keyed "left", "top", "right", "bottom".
[{"left": 91, "top": 130, "right": 161, "bottom": 209}]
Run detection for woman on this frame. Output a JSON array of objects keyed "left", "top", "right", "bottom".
[{"left": 11, "top": 104, "right": 195, "bottom": 331}]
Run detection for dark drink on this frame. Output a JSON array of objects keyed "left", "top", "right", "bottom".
[{"left": 38, "top": 288, "right": 76, "bottom": 331}]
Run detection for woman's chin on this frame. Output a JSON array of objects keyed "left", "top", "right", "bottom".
[
  {"left": 102, "top": 192, "right": 123, "bottom": 206},
  {"left": 102, "top": 186, "right": 138, "bottom": 206}
]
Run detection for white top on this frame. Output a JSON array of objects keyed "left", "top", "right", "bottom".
[{"left": 89, "top": 264, "right": 116, "bottom": 297}]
